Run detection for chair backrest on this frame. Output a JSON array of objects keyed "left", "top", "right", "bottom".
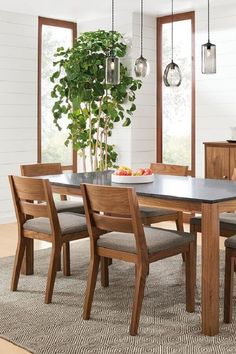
[
  {"left": 9, "top": 175, "right": 61, "bottom": 238},
  {"left": 150, "top": 163, "right": 188, "bottom": 176},
  {"left": 21, "top": 163, "right": 66, "bottom": 201},
  {"left": 20, "top": 163, "right": 62, "bottom": 177},
  {"left": 81, "top": 184, "right": 148, "bottom": 258}
]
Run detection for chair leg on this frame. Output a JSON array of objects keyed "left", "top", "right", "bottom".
[
  {"left": 21, "top": 238, "right": 34, "bottom": 275},
  {"left": 224, "top": 248, "right": 234, "bottom": 323},
  {"left": 233, "top": 258, "right": 236, "bottom": 272},
  {"left": 135, "top": 263, "right": 149, "bottom": 277},
  {"left": 185, "top": 241, "right": 196, "bottom": 313},
  {"left": 176, "top": 212, "right": 186, "bottom": 262},
  {"left": 176, "top": 212, "right": 184, "bottom": 232},
  {"left": 101, "top": 257, "right": 109, "bottom": 287},
  {"left": 45, "top": 244, "right": 62, "bottom": 304},
  {"left": 56, "top": 253, "right": 62, "bottom": 272},
  {"left": 129, "top": 263, "right": 147, "bottom": 336},
  {"left": 83, "top": 255, "right": 100, "bottom": 320},
  {"left": 63, "top": 242, "right": 71, "bottom": 276},
  {"left": 11, "top": 237, "right": 26, "bottom": 291}
]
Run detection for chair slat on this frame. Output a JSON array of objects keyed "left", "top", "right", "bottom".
[
  {"left": 85, "top": 184, "right": 131, "bottom": 215},
  {"left": 21, "top": 163, "right": 62, "bottom": 177},
  {"left": 20, "top": 201, "right": 49, "bottom": 218},
  {"left": 150, "top": 163, "right": 188, "bottom": 176},
  {"left": 11, "top": 176, "right": 47, "bottom": 202},
  {"left": 93, "top": 213, "right": 133, "bottom": 233}
]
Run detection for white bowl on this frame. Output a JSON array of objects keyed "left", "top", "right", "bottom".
[{"left": 111, "top": 174, "right": 154, "bottom": 184}]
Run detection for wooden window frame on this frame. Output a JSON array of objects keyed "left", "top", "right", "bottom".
[
  {"left": 156, "top": 11, "right": 195, "bottom": 176},
  {"left": 38, "top": 17, "right": 77, "bottom": 172}
]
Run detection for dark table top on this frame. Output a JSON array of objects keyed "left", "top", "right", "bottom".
[{"left": 45, "top": 170, "right": 236, "bottom": 204}]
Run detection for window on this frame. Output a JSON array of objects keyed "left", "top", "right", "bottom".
[
  {"left": 157, "top": 12, "right": 195, "bottom": 175},
  {"left": 38, "top": 17, "right": 77, "bottom": 171}
]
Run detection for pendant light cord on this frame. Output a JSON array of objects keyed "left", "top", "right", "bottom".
[
  {"left": 140, "top": 0, "right": 143, "bottom": 57},
  {"left": 112, "top": 0, "right": 115, "bottom": 56},
  {"left": 208, "top": 0, "right": 210, "bottom": 42},
  {"left": 171, "top": 0, "right": 173, "bottom": 62}
]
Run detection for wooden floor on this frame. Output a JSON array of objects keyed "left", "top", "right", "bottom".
[
  {"left": 0, "top": 222, "right": 226, "bottom": 354},
  {"left": 0, "top": 223, "right": 48, "bottom": 354}
]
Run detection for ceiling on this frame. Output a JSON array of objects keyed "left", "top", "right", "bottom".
[{"left": 0, "top": 0, "right": 232, "bottom": 22}]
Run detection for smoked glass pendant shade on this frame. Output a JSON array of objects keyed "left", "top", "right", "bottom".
[
  {"left": 201, "top": 42, "right": 216, "bottom": 74},
  {"left": 105, "top": 56, "right": 120, "bottom": 85},
  {"left": 134, "top": 56, "right": 150, "bottom": 78},
  {"left": 163, "top": 61, "right": 182, "bottom": 87},
  {"left": 163, "top": 0, "right": 181, "bottom": 87},
  {"left": 105, "top": 0, "right": 120, "bottom": 85},
  {"left": 134, "top": 0, "right": 150, "bottom": 78},
  {"left": 201, "top": 0, "right": 216, "bottom": 74}
]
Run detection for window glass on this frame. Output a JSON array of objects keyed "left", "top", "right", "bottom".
[
  {"left": 41, "top": 25, "right": 73, "bottom": 165},
  {"left": 162, "top": 19, "right": 192, "bottom": 168}
]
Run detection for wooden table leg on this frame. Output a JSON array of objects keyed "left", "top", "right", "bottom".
[
  {"left": 201, "top": 203, "right": 219, "bottom": 336},
  {"left": 21, "top": 238, "right": 34, "bottom": 275}
]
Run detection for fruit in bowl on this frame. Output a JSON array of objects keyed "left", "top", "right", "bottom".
[
  {"left": 143, "top": 168, "right": 153, "bottom": 175},
  {"left": 114, "top": 166, "right": 153, "bottom": 176},
  {"left": 133, "top": 167, "right": 153, "bottom": 176},
  {"left": 133, "top": 168, "right": 145, "bottom": 176},
  {"left": 112, "top": 166, "right": 154, "bottom": 184},
  {"left": 114, "top": 166, "right": 132, "bottom": 176}
]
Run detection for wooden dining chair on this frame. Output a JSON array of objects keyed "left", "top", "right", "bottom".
[
  {"left": 20, "top": 163, "right": 85, "bottom": 214},
  {"left": 190, "top": 169, "right": 236, "bottom": 242},
  {"left": 224, "top": 236, "right": 236, "bottom": 323},
  {"left": 140, "top": 163, "right": 188, "bottom": 231},
  {"left": 9, "top": 175, "right": 88, "bottom": 303},
  {"left": 81, "top": 183, "right": 196, "bottom": 336},
  {"left": 21, "top": 163, "right": 85, "bottom": 276}
]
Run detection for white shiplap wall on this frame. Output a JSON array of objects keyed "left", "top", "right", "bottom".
[
  {"left": 131, "top": 13, "right": 156, "bottom": 171},
  {"left": 195, "top": 3, "right": 236, "bottom": 177},
  {"left": 0, "top": 11, "right": 37, "bottom": 223}
]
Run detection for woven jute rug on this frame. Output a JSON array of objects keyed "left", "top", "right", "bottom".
[{"left": 0, "top": 239, "right": 236, "bottom": 354}]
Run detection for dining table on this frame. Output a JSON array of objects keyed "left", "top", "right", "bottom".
[{"left": 22, "top": 170, "right": 236, "bottom": 336}]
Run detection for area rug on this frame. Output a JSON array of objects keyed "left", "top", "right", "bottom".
[{"left": 0, "top": 239, "right": 236, "bottom": 354}]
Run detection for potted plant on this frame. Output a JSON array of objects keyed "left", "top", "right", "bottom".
[{"left": 50, "top": 29, "right": 142, "bottom": 171}]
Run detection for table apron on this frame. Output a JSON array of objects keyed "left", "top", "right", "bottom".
[{"left": 138, "top": 195, "right": 202, "bottom": 212}]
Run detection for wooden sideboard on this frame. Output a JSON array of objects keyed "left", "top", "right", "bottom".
[{"left": 204, "top": 141, "right": 236, "bottom": 180}]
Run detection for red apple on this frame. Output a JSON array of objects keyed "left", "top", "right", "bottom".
[{"left": 143, "top": 168, "right": 153, "bottom": 176}]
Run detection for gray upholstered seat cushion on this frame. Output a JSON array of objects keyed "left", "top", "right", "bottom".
[
  {"left": 225, "top": 235, "right": 236, "bottom": 248},
  {"left": 190, "top": 212, "right": 236, "bottom": 231},
  {"left": 55, "top": 200, "right": 85, "bottom": 214},
  {"left": 97, "top": 227, "right": 194, "bottom": 254},
  {"left": 140, "top": 206, "right": 178, "bottom": 218},
  {"left": 23, "top": 213, "right": 87, "bottom": 235}
]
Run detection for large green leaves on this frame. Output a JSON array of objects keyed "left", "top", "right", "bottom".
[{"left": 50, "top": 30, "right": 142, "bottom": 170}]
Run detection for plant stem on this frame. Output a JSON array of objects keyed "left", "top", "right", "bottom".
[
  {"left": 94, "top": 98, "right": 102, "bottom": 171},
  {"left": 82, "top": 149, "right": 86, "bottom": 172},
  {"left": 100, "top": 131, "right": 104, "bottom": 171},
  {"left": 88, "top": 103, "right": 93, "bottom": 172},
  {"left": 104, "top": 116, "right": 110, "bottom": 171},
  {"left": 104, "top": 131, "right": 108, "bottom": 170}
]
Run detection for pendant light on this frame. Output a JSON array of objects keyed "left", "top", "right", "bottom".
[
  {"left": 134, "top": 0, "right": 150, "bottom": 78},
  {"left": 201, "top": 0, "right": 216, "bottom": 74},
  {"left": 163, "top": 0, "right": 181, "bottom": 87},
  {"left": 105, "top": 0, "right": 120, "bottom": 85}
]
